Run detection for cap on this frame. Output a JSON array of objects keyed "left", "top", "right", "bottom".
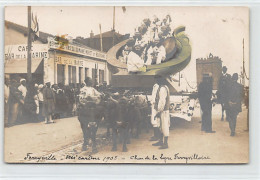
[
  {"left": 38, "top": 84, "right": 44, "bottom": 89},
  {"left": 126, "top": 38, "right": 135, "bottom": 47},
  {"left": 124, "top": 45, "right": 132, "bottom": 51},
  {"left": 20, "top": 78, "right": 26, "bottom": 83}
]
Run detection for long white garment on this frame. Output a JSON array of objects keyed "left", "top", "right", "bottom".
[
  {"left": 156, "top": 45, "right": 166, "bottom": 64},
  {"left": 4, "top": 85, "right": 10, "bottom": 103},
  {"left": 127, "top": 51, "right": 144, "bottom": 72},
  {"left": 37, "top": 91, "right": 44, "bottom": 102},
  {"left": 34, "top": 95, "right": 39, "bottom": 114},
  {"left": 142, "top": 26, "right": 153, "bottom": 43},
  {"left": 145, "top": 46, "right": 154, "bottom": 65},
  {"left": 151, "top": 83, "right": 159, "bottom": 127},
  {"left": 157, "top": 86, "right": 170, "bottom": 137},
  {"left": 121, "top": 49, "right": 128, "bottom": 63},
  {"left": 18, "top": 85, "right": 27, "bottom": 99}
]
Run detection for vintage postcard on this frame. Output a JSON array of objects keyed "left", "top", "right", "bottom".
[{"left": 4, "top": 6, "right": 249, "bottom": 164}]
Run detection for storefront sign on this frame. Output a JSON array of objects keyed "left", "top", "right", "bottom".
[
  {"left": 55, "top": 55, "right": 84, "bottom": 67},
  {"left": 5, "top": 44, "right": 49, "bottom": 61},
  {"left": 48, "top": 37, "right": 107, "bottom": 60}
]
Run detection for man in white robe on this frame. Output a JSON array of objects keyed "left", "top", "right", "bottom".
[
  {"left": 152, "top": 76, "right": 170, "bottom": 149},
  {"left": 149, "top": 82, "right": 160, "bottom": 141},
  {"left": 154, "top": 38, "right": 166, "bottom": 64},
  {"left": 145, "top": 45, "right": 154, "bottom": 65},
  {"left": 127, "top": 50, "right": 145, "bottom": 73},
  {"left": 18, "top": 79, "right": 27, "bottom": 100}
]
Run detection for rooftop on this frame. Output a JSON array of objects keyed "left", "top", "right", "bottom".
[{"left": 5, "top": 20, "right": 54, "bottom": 44}]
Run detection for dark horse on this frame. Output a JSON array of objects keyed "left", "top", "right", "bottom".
[{"left": 78, "top": 98, "right": 105, "bottom": 153}]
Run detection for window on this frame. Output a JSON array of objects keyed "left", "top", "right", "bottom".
[
  {"left": 68, "top": 65, "right": 72, "bottom": 84},
  {"left": 92, "top": 68, "right": 97, "bottom": 86},
  {"left": 99, "top": 69, "right": 104, "bottom": 84},
  {"left": 79, "top": 67, "right": 83, "bottom": 84},
  {"left": 57, "top": 64, "right": 65, "bottom": 84},
  {"left": 72, "top": 66, "right": 76, "bottom": 84},
  {"left": 85, "top": 68, "right": 89, "bottom": 79}
]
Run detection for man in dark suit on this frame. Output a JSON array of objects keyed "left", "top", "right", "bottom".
[
  {"left": 226, "top": 73, "right": 244, "bottom": 136},
  {"left": 198, "top": 74, "right": 216, "bottom": 133},
  {"left": 217, "top": 66, "right": 229, "bottom": 121}
]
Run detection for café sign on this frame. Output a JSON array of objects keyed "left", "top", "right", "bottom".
[{"left": 5, "top": 44, "right": 49, "bottom": 61}]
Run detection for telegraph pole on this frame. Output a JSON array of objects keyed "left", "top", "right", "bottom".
[
  {"left": 113, "top": 6, "right": 115, "bottom": 30},
  {"left": 242, "top": 38, "right": 245, "bottom": 87},
  {"left": 27, "top": 6, "right": 32, "bottom": 82},
  {"left": 112, "top": 6, "right": 115, "bottom": 46},
  {"left": 99, "top": 24, "right": 103, "bottom": 52}
]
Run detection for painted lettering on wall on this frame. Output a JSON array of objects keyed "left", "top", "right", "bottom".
[{"left": 5, "top": 44, "right": 49, "bottom": 61}]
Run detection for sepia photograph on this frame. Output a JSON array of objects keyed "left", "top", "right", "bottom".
[{"left": 4, "top": 6, "right": 249, "bottom": 164}]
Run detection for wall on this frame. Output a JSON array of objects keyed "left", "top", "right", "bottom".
[
  {"left": 47, "top": 51, "right": 108, "bottom": 85},
  {"left": 196, "top": 59, "right": 222, "bottom": 90}
]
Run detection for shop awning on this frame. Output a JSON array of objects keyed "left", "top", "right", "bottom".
[{"left": 5, "top": 58, "right": 43, "bottom": 74}]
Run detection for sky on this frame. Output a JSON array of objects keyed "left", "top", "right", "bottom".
[{"left": 5, "top": 6, "right": 249, "bottom": 89}]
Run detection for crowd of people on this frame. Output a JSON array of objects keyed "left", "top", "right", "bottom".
[
  {"left": 120, "top": 15, "right": 173, "bottom": 72},
  {"left": 4, "top": 77, "right": 91, "bottom": 126},
  {"left": 198, "top": 66, "right": 246, "bottom": 136}
]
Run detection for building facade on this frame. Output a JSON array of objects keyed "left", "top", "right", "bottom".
[
  {"left": 196, "top": 53, "right": 222, "bottom": 90},
  {"left": 5, "top": 20, "right": 109, "bottom": 86}
]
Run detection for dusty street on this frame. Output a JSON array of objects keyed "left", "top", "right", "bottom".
[{"left": 4, "top": 104, "right": 249, "bottom": 164}]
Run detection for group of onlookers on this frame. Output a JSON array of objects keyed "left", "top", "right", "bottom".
[
  {"left": 4, "top": 77, "right": 85, "bottom": 127},
  {"left": 122, "top": 15, "right": 173, "bottom": 72}
]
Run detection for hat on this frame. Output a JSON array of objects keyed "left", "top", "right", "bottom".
[
  {"left": 143, "top": 18, "right": 150, "bottom": 23},
  {"left": 20, "top": 78, "right": 26, "bottom": 83},
  {"left": 158, "top": 32, "right": 163, "bottom": 38},
  {"left": 39, "top": 84, "right": 44, "bottom": 89},
  {"left": 126, "top": 38, "right": 135, "bottom": 47},
  {"left": 166, "top": 14, "right": 172, "bottom": 24},
  {"left": 114, "top": 92, "right": 119, "bottom": 96},
  {"left": 153, "top": 15, "right": 159, "bottom": 22},
  {"left": 134, "top": 31, "right": 141, "bottom": 37},
  {"left": 124, "top": 45, "right": 132, "bottom": 51},
  {"left": 134, "top": 44, "right": 142, "bottom": 51},
  {"left": 138, "top": 24, "right": 147, "bottom": 34}
]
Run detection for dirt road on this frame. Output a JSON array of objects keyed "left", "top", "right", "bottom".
[{"left": 4, "top": 104, "right": 249, "bottom": 164}]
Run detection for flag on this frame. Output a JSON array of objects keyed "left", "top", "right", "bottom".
[
  {"left": 31, "top": 12, "right": 39, "bottom": 41},
  {"left": 122, "top": 6, "right": 126, "bottom": 13}
]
